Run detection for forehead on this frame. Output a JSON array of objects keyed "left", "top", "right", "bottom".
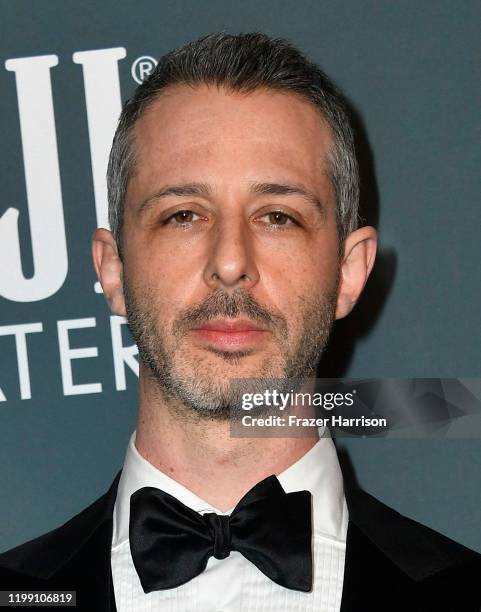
[{"left": 128, "top": 84, "right": 334, "bottom": 201}]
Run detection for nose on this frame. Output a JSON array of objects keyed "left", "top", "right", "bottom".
[{"left": 203, "top": 216, "right": 260, "bottom": 291}]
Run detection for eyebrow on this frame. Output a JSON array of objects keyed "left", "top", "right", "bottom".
[
  {"left": 137, "top": 181, "right": 325, "bottom": 217},
  {"left": 250, "top": 181, "right": 325, "bottom": 217},
  {"left": 137, "top": 183, "right": 211, "bottom": 215}
]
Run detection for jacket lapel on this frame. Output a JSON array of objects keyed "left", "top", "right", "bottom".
[
  {"left": 339, "top": 519, "right": 415, "bottom": 611},
  {"left": 54, "top": 471, "right": 121, "bottom": 612},
  {"left": 53, "top": 517, "right": 117, "bottom": 612}
]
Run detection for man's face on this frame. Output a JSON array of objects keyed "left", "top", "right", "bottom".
[{"left": 121, "top": 84, "right": 341, "bottom": 418}]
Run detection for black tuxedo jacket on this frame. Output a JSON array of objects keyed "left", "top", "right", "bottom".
[{"left": 0, "top": 470, "right": 480, "bottom": 611}]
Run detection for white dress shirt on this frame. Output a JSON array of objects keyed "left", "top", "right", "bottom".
[{"left": 111, "top": 429, "right": 348, "bottom": 612}]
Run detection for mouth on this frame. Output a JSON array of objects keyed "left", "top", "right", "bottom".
[{"left": 190, "top": 318, "right": 269, "bottom": 351}]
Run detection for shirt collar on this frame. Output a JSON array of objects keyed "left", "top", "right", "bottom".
[{"left": 112, "top": 429, "right": 348, "bottom": 548}]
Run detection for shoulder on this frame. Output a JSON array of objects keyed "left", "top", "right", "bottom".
[
  {"left": 0, "top": 471, "right": 121, "bottom": 583},
  {"left": 347, "top": 486, "right": 480, "bottom": 573},
  {"left": 344, "top": 486, "right": 481, "bottom": 609}
]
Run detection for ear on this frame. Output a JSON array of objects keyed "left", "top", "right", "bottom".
[
  {"left": 91, "top": 228, "right": 127, "bottom": 316},
  {"left": 335, "top": 226, "right": 377, "bottom": 320}
]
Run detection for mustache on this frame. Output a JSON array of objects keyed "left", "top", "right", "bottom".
[{"left": 173, "top": 288, "right": 287, "bottom": 333}]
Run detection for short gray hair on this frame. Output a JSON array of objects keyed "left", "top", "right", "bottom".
[{"left": 107, "top": 32, "right": 360, "bottom": 255}]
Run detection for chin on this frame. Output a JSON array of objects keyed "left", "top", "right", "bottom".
[{"left": 190, "top": 346, "right": 281, "bottom": 374}]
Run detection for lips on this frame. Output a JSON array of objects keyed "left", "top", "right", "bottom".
[{"left": 190, "top": 318, "right": 269, "bottom": 351}]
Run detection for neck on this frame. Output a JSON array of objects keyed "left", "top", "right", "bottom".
[{"left": 134, "top": 365, "right": 319, "bottom": 511}]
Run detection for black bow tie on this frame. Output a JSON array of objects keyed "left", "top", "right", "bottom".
[{"left": 129, "top": 475, "right": 313, "bottom": 593}]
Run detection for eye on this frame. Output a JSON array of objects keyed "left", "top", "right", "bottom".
[
  {"left": 166, "top": 210, "right": 200, "bottom": 225},
  {"left": 261, "top": 211, "right": 297, "bottom": 226}
]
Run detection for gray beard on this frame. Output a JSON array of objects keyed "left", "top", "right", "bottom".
[{"left": 123, "top": 282, "right": 337, "bottom": 421}]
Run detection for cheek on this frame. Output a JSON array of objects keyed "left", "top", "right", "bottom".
[
  {"left": 124, "top": 251, "right": 183, "bottom": 325},
  {"left": 259, "top": 249, "right": 338, "bottom": 335},
  {"left": 137, "top": 253, "right": 208, "bottom": 330},
  {"left": 261, "top": 235, "right": 339, "bottom": 295},
  {"left": 303, "top": 232, "right": 341, "bottom": 291}
]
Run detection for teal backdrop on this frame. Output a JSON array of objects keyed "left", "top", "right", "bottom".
[{"left": 1, "top": 1, "right": 480, "bottom": 553}]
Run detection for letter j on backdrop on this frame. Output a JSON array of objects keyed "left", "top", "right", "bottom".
[{"left": 0, "top": 48, "right": 126, "bottom": 302}]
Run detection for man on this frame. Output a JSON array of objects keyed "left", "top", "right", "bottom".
[{"left": 0, "top": 32, "right": 479, "bottom": 611}]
